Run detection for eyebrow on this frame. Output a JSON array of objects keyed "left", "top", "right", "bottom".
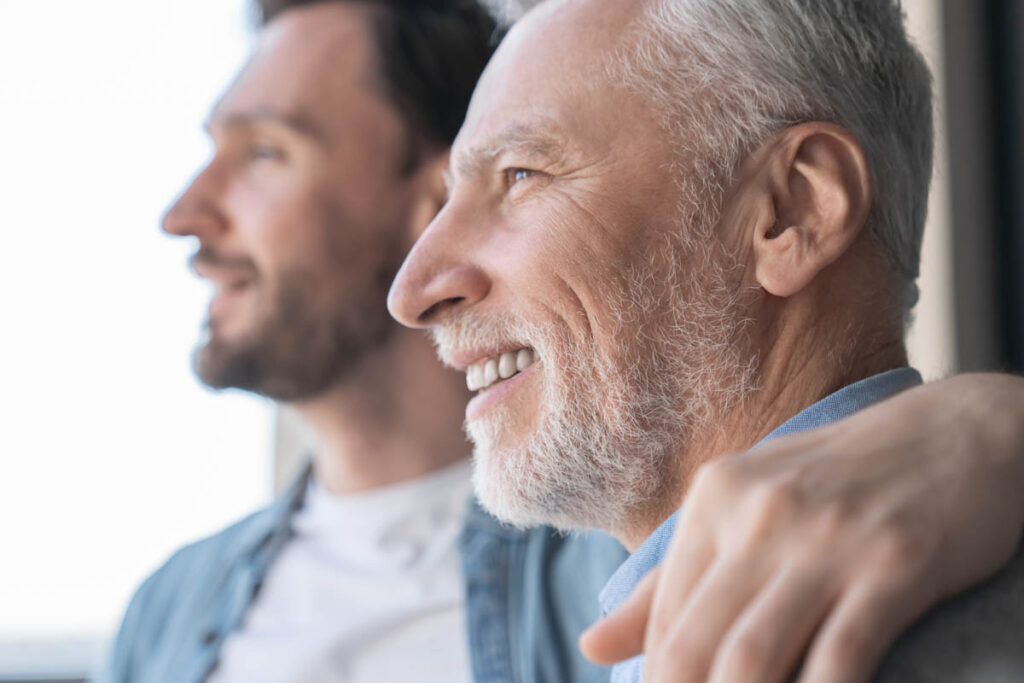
[
  {"left": 453, "top": 123, "right": 566, "bottom": 181},
  {"left": 204, "top": 108, "right": 327, "bottom": 142}
]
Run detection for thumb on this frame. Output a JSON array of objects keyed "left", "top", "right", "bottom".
[{"left": 579, "top": 565, "right": 661, "bottom": 665}]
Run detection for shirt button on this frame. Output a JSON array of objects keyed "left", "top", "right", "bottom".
[{"left": 201, "top": 629, "right": 219, "bottom": 645}]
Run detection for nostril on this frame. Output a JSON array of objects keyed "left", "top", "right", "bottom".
[{"left": 418, "top": 296, "right": 465, "bottom": 324}]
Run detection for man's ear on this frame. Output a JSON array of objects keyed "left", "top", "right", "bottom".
[
  {"left": 752, "top": 122, "right": 871, "bottom": 298},
  {"left": 407, "top": 150, "right": 451, "bottom": 240}
]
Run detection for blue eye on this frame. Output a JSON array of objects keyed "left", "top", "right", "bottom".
[
  {"left": 246, "top": 144, "right": 284, "bottom": 162},
  {"left": 506, "top": 168, "right": 536, "bottom": 187}
]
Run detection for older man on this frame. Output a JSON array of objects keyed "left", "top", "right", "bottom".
[{"left": 389, "top": 1, "right": 1024, "bottom": 681}]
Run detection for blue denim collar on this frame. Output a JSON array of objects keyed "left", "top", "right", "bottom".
[{"left": 225, "top": 461, "right": 312, "bottom": 565}]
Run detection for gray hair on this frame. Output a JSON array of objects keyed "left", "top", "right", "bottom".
[
  {"left": 479, "top": 0, "right": 544, "bottom": 27},
  {"left": 614, "top": 0, "right": 934, "bottom": 313}
]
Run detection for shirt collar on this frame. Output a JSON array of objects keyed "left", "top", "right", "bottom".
[
  {"left": 599, "top": 367, "right": 923, "bottom": 615},
  {"left": 222, "top": 460, "right": 313, "bottom": 563}
]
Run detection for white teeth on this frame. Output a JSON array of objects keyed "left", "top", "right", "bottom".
[
  {"left": 466, "top": 364, "right": 485, "bottom": 391},
  {"left": 465, "top": 347, "right": 538, "bottom": 392},
  {"left": 498, "top": 352, "right": 517, "bottom": 379},
  {"left": 483, "top": 359, "right": 498, "bottom": 386}
]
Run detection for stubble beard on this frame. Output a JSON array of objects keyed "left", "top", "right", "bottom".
[
  {"left": 435, "top": 227, "right": 755, "bottom": 535},
  {"left": 194, "top": 278, "right": 391, "bottom": 401},
  {"left": 195, "top": 243, "right": 404, "bottom": 402}
]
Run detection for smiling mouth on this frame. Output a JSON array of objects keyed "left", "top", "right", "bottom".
[
  {"left": 215, "top": 279, "right": 252, "bottom": 296},
  {"left": 466, "top": 348, "right": 538, "bottom": 392},
  {"left": 208, "top": 278, "right": 256, "bottom": 320}
]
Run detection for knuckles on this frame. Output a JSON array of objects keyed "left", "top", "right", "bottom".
[
  {"left": 690, "top": 457, "right": 747, "bottom": 503},
  {"left": 746, "top": 479, "right": 803, "bottom": 527},
  {"left": 865, "top": 523, "right": 932, "bottom": 581},
  {"left": 725, "top": 477, "right": 805, "bottom": 553}
]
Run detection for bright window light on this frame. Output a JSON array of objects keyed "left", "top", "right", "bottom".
[{"left": 0, "top": 0, "right": 273, "bottom": 675}]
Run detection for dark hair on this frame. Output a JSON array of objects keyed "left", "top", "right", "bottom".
[{"left": 256, "top": 0, "right": 501, "bottom": 162}]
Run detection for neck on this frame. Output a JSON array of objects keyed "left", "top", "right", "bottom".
[
  {"left": 290, "top": 326, "right": 471, "bottom": 495},
  {"left": 618, "top": 289, "right": 907, "bottom": 550}
]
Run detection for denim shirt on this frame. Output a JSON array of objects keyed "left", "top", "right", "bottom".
[
  {"left": 599, "top": 368, "right": 924, "bottom": 683},
  {"left": 97, "top": 467, "right": 627, "bottom": 683}
]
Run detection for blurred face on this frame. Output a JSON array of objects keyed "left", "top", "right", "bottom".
[
  {"left": 388, "top": 0, "right": 749, "bottom": 532},
  {"left": 162, "top": 4, "right": 422, "bottom": 400}
]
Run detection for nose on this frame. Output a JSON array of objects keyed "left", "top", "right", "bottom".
[
  {"left": 161, "top": 165, "right": 228, "bottom": 241},
  {"left": 387, "top": 216, "right": 491, "bottom": 329}
]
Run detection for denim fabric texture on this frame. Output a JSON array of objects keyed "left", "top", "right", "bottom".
[
  {"left": 599, "top": 368, "right": 925, "bottom": 683},
  {"left": 97, "top": 466, "right": 627, "bottom": 683},
  {"left": 96, "top": 468, "right": 311, "bottom": 683},
  {"left": 460, "top": 499, "right": 627, "bottom": 683}
]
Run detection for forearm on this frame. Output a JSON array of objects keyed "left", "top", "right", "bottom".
[{"left": 582, "top": 370, "right": 1024, "bottom": 683}]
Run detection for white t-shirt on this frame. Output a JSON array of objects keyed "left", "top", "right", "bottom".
[{"left": 207, "top": 459, "right": 474, "bottom": 683}]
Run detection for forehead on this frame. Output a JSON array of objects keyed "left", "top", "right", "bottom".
[
  {"left": 210, "top": 3, "right": 390, "bottom": 140},
  {"left": 452, "top": 0, "right": 648, "bottom": 165}
]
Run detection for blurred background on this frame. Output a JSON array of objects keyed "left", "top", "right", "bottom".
[{"left": 0, "top": 1, "right": 1020, "bottom": 681}]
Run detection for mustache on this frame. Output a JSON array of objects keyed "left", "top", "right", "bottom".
[
  {"left": 189, "top": 247, "right": 258, "bottom": 275},
  {"left": 431, "top": 312, "right": 538, "bottom": 366}
]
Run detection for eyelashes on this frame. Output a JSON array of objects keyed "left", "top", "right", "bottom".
[
  {"left": 503, "top": 167, "right": 542, "bottom": 191},
  {"left": 244, "top": 144, "right": 286, "bottom": 163},
  {"left": 509, "top": 168, "right": 535, "bottom": 184}
]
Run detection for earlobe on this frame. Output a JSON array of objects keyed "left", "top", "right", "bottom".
[{"left": 751, "top": 123, "right": 871, "bottom": 298}]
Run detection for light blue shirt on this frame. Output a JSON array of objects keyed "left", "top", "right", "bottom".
[{"left": 599, "top": 368, "right": 924, "bottom": 682}]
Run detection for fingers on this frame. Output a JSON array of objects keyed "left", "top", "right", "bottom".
[
  {"left": 644, "top": 555, "right": 767, "bottom": 683},
  {"left": 796, "top": 575, "right": 931, "bottom": 683},
  {"left": 579, "top": 565, "right": 661, "bottom": 665},
  {"left": 643, "top": 517, "right": 716, "bottom": 654},
  {"left": 708, "top": 564, "right": 833, "bottom": 683}
]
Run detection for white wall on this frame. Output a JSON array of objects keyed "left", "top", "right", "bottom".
[
  {"left": 0, "top": 0, "right": 273, "bottom": 673},
  {"left": 904, "top": 0, "right": 958, "bottom": 379}
]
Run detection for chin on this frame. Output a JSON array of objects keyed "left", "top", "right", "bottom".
[
  {"left": 468, "top": 407, "right": 554, "bottom": 528},
  {"left": 467, "top": 398, "right": 662, "bottom": 534}
]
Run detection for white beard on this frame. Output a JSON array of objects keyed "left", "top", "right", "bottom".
[{"left": 434, "top": 232, "right": 755, "bottom": 535}]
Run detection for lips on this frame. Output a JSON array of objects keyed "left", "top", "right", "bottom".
[
  {"left": 190, "top": 251, "right": 258, "bottom": 316},
  {"left": 465, "top": 347, "right": 538, "bottom": 391},
  {"left": 212, "top": 277, "right": 253, "bottom": 296},
  {"left": 190, "top": 249, "right": 258, "bottom": 288}
]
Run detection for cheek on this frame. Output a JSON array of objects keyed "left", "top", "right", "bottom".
[
  {"left": 227, "top": 182, "right": 324, "bottom": 258},
  {"left": 490, "top": 199, "right": 657, "bottom": 353}
]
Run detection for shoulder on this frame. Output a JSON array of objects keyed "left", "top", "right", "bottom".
[
  {"left": 877, "top": 539, "right": 1024, "bottom": 681},
  {"left": 97, "top": 503, "right": 284, "bottom": 682},
  {"left": 523, "top": 526, "right": 628, "bottom": 571},
  {"left": 171, "top": 506, "right": 276, "bottom": 570},
  {"left": 460, "top": 496, "right": 627, "bottom": 581},
  {"left": 134, "top": 503, "right": 280, "bottom": 619},
  {"left": 516, "top": 527, "right": 626, "bottom": 683}
]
